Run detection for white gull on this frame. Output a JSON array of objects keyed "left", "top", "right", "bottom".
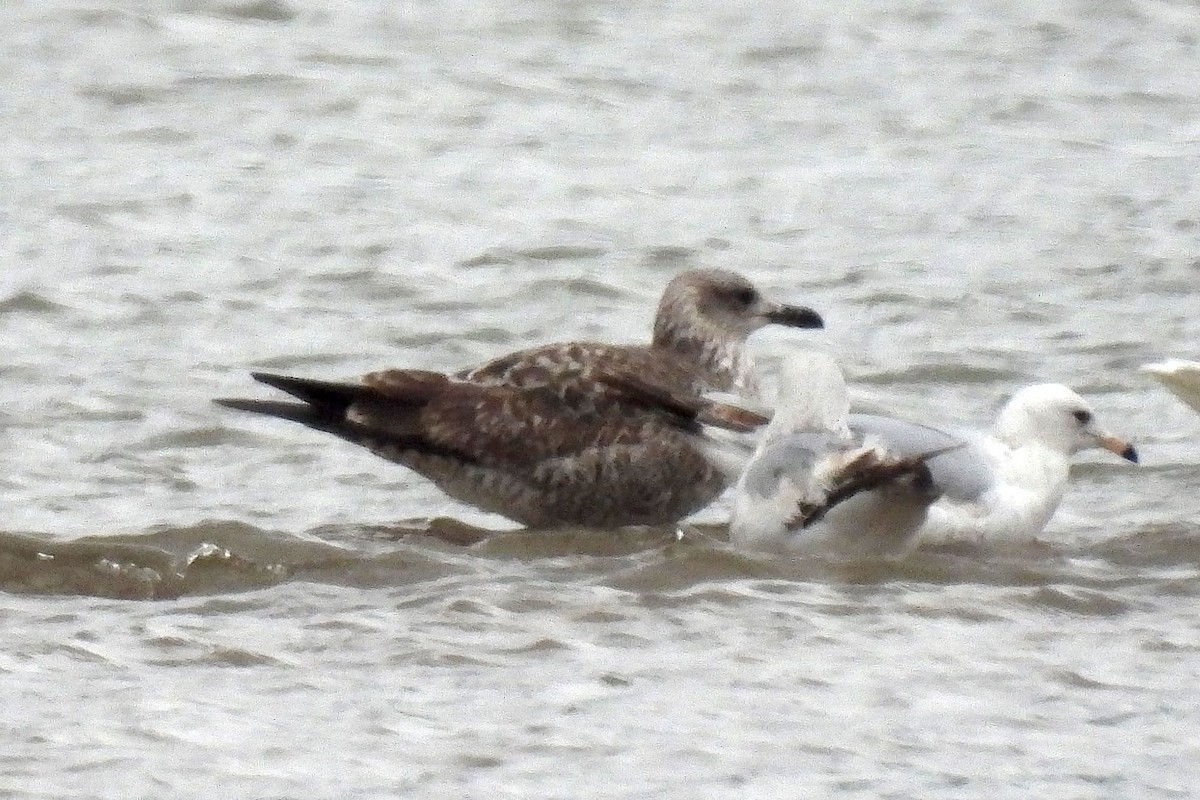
[{"left": 847, "top": 383, "right": 1139, "bottom": 545}]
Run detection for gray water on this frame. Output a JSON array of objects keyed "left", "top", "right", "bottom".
[{"left": 3, "top": 0, "right": 1200, "bottom": 797}]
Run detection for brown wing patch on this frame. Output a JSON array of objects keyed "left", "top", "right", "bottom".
[
  {"left": 700, "top": 402, "right": 770, "bottom": 433},
  {"left": 593, "top": 369, "right": 768, "bottom": 433},
  {"left": 412, "top": 383, "right": 678, "bottom": 470},
  {"left": 785, "top": 451, "right": 938, "bottom": 531},
  {"left": 458, "top": 343, "right": 706, "bottom": 397},
  {"left": 363, "top": 369, "right": 450, "bottom": 398},
  {"left": 320, "top": 363, "right": 701, "bottom": 477}
]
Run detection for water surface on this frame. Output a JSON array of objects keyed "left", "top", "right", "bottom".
[{"left": 2, "top": 0, "right": 1200, "bottom": 797}]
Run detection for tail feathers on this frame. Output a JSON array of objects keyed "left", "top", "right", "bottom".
[
  {"left": 215, "top": 394, "right": 472, "bottom": 467},
  {"left": 216, "top": 372, "right": 456, "bottom": 457},
  {"left": 249, "top": 372, "right": 360, "bottom": 414},
  {"left": 213, "top": 397, "right": 350, "bottom": 437}
]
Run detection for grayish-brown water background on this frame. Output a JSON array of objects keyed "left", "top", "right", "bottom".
[{"left": 3, "top": 0, "right": 1200, "bottom": 797}]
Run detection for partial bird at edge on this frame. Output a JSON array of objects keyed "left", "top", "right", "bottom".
[{"left": 1141, "top": 359, "right": 1200, "bottom": 414}]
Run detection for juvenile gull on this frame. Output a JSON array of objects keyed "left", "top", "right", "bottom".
[
  {"left": 215, "top": 269, "right": 823, "bottom": 528},
  {"left": 1141, "top": 359, "right": 1200, "bottom": 413}
]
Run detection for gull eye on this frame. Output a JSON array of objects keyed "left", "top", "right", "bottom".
[{"left": 1072, "top": 409, "right": 1093, "bottom": 425}]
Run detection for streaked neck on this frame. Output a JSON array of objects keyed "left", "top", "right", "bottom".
[{"left": 652, "top": 321, "right": 753, "bottom": 393}]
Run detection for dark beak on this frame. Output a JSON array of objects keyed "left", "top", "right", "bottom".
[{"left": 764, "top": 304, "right": 824, "bottom": 329}]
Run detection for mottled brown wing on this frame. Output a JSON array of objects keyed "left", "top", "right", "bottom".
[
  {"left": 457, "top": 342, "right": 707, "bottom": 400},
  {"left": 592, "top": 370, "right": 769, "bottom": 434},
  {"left": 348, "top": 377, "right": 677, "bottom": 474},
  {"left": 325, "top": 369, "right": 453, "bottom": 440},
  {"left": 362, "top": 369, "right": 450, "bottom": 397}
]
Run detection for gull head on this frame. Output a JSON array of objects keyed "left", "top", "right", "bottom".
[
  {"left": 652, "top": 269, "right": 823, "bottom": 347},
  {"left": 995, "top": 383, "right": 1138, "bottom": 462}
]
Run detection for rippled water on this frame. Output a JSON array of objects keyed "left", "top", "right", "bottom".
[{"left": 4, "top": 0, "right": 1200, "bottom": 797}]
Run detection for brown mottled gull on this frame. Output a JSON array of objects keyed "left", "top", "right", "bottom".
[{"left": 215, "top": 269, "right": 822, "bottom": 527}]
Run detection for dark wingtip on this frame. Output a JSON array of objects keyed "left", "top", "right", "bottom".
[
  {"left": 250, "top": 371, "right": 296, "bottom": 391},
  {"left": 213, "top": 397, "right": 319, "bottom": 423},
  {"left": 213, "top": 397, "right": 258, "bottom": 412},
  {"left": 767, "top": 304, "right": 824, "bottom": 329},
  {"left": 1122, "top": 445, "right": 1139, "bottom": 463}
]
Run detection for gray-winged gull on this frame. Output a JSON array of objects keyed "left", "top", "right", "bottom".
[
  {"left": 857, "top": 383, "right": 1139, "bottom": 544},
  {"left": 726, "top": 352, "right": 956, "bottom": 559},
  {"left": 215, "top": 269, "right": 823, "bottom": 528},
  {"left": 622, "top": 359, "right": 1141, "bottom": 550}
]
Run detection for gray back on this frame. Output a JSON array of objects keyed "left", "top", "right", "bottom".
[{"left": 847, "top": 413, "right": 995, "bottom": 501}]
